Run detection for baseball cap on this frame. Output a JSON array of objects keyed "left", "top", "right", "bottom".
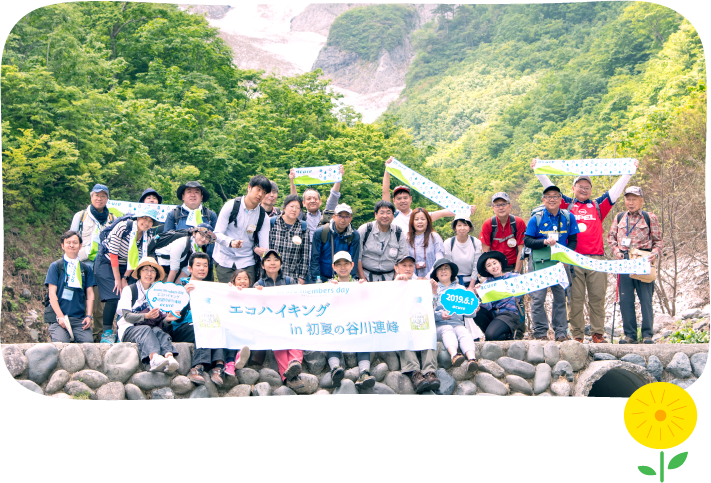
[
  {"left": 91, "top": 184, "right": 110, "bottom": 197},
  {"left": 393, "top": 185, "right": 411, "bottom": 197},
  {"left": 332, "top": 251, "right": 353, "bottom": 263},
  {"left": 334, "top": 203, "right": 352, "bottom": 215},
  {"left": 261, "top": 249, "right": 282, "bottom": 261},
  {"left": 491, "top": 192, "right": 510, "bottom": 203},
  {"left": 396, "top": 255, "right": 416, "bottom": 264},
  {"left": 573, "top": 175, "right": 593, "bottom": 186},
  {"left": 543, "top": 185, "right": 562, "bottom": 195},
  {"left": 624, "top": 186, "right": 644, "bottom": 197}
]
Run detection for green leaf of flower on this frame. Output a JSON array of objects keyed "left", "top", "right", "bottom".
[
  {"left": 638, "top": 466, "right": 657, "bottom": 476},
  {"left": 668, "top": 452, "right": 688, "bottom": 470}
]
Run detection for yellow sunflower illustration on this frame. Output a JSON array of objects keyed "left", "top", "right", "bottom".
[{"left": 624, "top": 382, "right": 698, "bottom": 481}]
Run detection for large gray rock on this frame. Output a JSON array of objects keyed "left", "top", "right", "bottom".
[
  {"left": 552, "top": 361, "right": 574, "bottom": 382},
  {"left": 454, "top": 381, "right": 477, "bottom": 395},
  {"left": 129, "top": 372, "right": 170, "bottom": 391},
  {"left": 71, "top": 370, "right": 109, "bottom": 390},
  {"left": 201, "top": 372, "right": 220, "bottom": 398},
  {"left": 64, "top": 381, "right": 97, "bottom": 400},
  {"left": 221, "top": 371, "right": 241, "bottom": 392},
  {"left": 26, "top": 344, "right": 59, "bottom": 385},
  {"left": 670, "top": 378, "right": 697, "bottom": 389},
  {"left": 544, "top": 342, "right": 560, "bottom": 367},
  {"left": 170, "top": 376, "right": 194, "bottom": 395},
  {"left": 172, "top": 343, "right": 192, "bottom": 375},
  {"left": 17, "top": 379, "right": 44, "bottom": 395},
  {"left": 293, "top": 374, "right": 319, "bottom": 395},
  {"left": 653, "top": 314, "right": 674, "bottom": 333},
  {"left": 3, "top": 345, "right": 28, "bottom": 377},
  {"left": 259, "top": 368, "right": 283, "bottom": 388},
  {"left": 45, "top": 370, "right": 71, "bottom": 394},
  {"left": 384, "top": 371, "right": 416, "bottom": 395},
  {"left": 273, "top": 386, "right": 297, "bottom": 396},
  {"left": 225, "top": 385, "right": 252, "bottom": 397},
  {"left": 450, "top": 364, "right": 474, "bottom": 381},
  {"left": 666, "top": 353, "right": 693, "bottom": 379},
  {"left": 559, "top": 340, "right": 588, "bottom": 371},
  {"left": 189, "top": 386, "right": 210, "bottom": 398},
  {"left": 533, "top": 363, "right": 552, "bottom": 394},
  {"left": 621, "top": 354, "right": 646, "bottom": 367},
  {"left": 125, "top": 384, "right": 145, "bottom": 400},
  {"left": 647, "top": 355, "right": 663, "bottom": 382},
  {"left": 81, "top": 344, "right": 103, "bottom": 371},
  {"left": 690, "top": 353, "right": 707, "bottom": 378},
  {"left": 475, "top": 373, "right": 508, "bottom": 396},
  {"left": 344, "top": 367, "right": 360, "bottom": 382},
  {"left": 497, "top": 357, "right": 535, "bottom": 379},
  {"left": 478, "top": 359, "right": 505, "bottom": 378},
  {"left": 594, "top": 353, "right": 617, "bottom": 361},
  {"left": 507, "top": 341, "right": 526, "bottom": 360},
  {"left": 380, "top": 352, "right": 400, "bottom": 371},
  {"left": 435, "top": 368, "right": 457, "bottom": 395},
  {"left": 253, "top": 382, "right": 272, "bottom": 396},
  {"left": 526, "top": 342, "right": 545, "bottom": 364},
  {"left": 58, "top": 345, "right": 85, "bottom": 373},
  {"left": 97, "top": 382, "right": 125, "bottom": 400},
  {"left": 236, "top": 368, "right": 259, "bottom": 385},
  {"left": 437, "top": 346, "right": 452, "bottom": 369},
  {"left": 506, "top": 375, "right": 533, "bottom": 395},
  {"left": 481, "top": 342, "right": 503, "bottom": 361},
  {"left": 104, "top": 344, "right": 140, "bottom": 383},
  {"left": 680, "top": 308, "right": 701, "bottom": 319},
  {"left": 319, "top": 371, "right": 336, "bottom": 389},
  {"left": 551, "top": 379, "right": 571, "bottom": 396},
  {"left": 359, "top": 382, "right": 396, "bottom": 395},
  {"left": 344, "top": 352, "right": 358, "bottom": 368},
  {"left": 303, "top": 350, "right": 327, "bottom": 374},
  {"left": 333, "top": 379, "right": 358, "bottom": 395},
  {"left": 371, "top": 362, "right": 388, "bottom": 382},
  {"left": 151, "top": 388, "right": 174, "bottom": 399}
]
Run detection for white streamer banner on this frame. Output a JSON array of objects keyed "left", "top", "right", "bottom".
[
  {"left": 550, "top": 244, "right": 651, "bottom": 274},
  {"left": 386, "top": 158, "right": 471, "bottom": 216},
  {"left": 189, "top": 280, "right": 437, "bottom": 351},
  {"left": 534, "top": 158, "right": 637, "bottom": 176},
  {"left": 475, "top": 264, "right": 569, "bottom": 304},
  {"left": 106, "top": 200, "right": 178, "bottom": 223},
  {"left": 293, "top": 165, "right": 342, "bottom": 185}
]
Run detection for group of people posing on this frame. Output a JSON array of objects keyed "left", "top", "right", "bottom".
[{"left": 44, "top": 156, "right": 662, "bottom": 394}]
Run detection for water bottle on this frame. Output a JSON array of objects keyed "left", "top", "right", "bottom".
[
  {"left": 316, "top": 276, "right": 322, "bottom": 284},
  {"left": 410, "top": 296, "right": 430, "bottom": 330}
]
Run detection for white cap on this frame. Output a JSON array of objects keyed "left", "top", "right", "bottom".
[
  {"left": 333, "top": 251, "right": 352, "bottom": 263},
  {"left": 334, "top": 203, "right": 352, "bottom": 215}
]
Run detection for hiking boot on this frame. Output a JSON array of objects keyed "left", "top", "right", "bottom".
[
  {"left": 556, "top": 335, "right": 570, "bottom": 342},
  {"left": 355, "top": 371, "right": 375, "bottom": 390},
  {"left": 535, "top": 336, "right": 548, "bottom": 341},
  {"left": 210, "top": 367, "right": 224, "bottom": 387},
  {"left": 411, "top": 371, "right": 430, "bottom": 394},
  {"left": 466, "top": 359, "right": 479, "bottom": 373},
  {"left": 235, "top": 346, "right": 251, "bottom": 370},
  {"left": 223, "top": 361, "right": 236, "bottom": 377},
  {"left": 164, "top": 355, "right": 179, "bottom": 374},
  {"left": 100, "top": 330, "right": 115, "bottom": 344},
  {"left": 424, "top": 371, "right": 441, "bottom": 393},
  {"left": 643, "top": 337, "right": 654, "bottom": 344},
  {"left": 149, "top": 354, "right": 169, "bottom": 373},
  {"left": 451, "top": 353, "right": 465, "bottom": 368},
  {"left": 283, "top": 360, "right": 302, "bottom": 380},
  {"left": 188, "top": 365, "right": 205, "bottom": 385},
  {"left": 330, "top": 366, "right": 345, "bottom": 387},
  {"left": 286, "top": 374, "right": 305, "bottom": 391},
  {"left": 574, "top": 338, "right": 584, "bottom": 343},
  {"left": 592, "top": 333, "right": 605, "bottom": 344},
  {"left": 619, "top": 336, "right": 637, "bottom": 345}
]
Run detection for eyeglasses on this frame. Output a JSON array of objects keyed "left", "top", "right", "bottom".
[
  {"left": 493, "top": 203, "right": 509, "bottom": 208},
  {"left": 543, "top": 196, "right": 561, "bottom": 201},
  {"left": 576, "top": 186, "right": 591, "bottom": 191},
  {"left": 141, "top": 267, "right": 157, "bottom": 274}
]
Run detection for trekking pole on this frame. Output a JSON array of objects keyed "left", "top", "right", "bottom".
[{"left": 611, "top": 274, "right": 620, "bottom": 343}]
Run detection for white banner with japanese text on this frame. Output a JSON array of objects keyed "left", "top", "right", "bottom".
[{"left": 189, "top": 280, "right": 437, "bottom": 351}]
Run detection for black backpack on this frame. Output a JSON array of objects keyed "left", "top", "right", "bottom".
[
  {"left": 320, "top": 224, "right": 355, "bottom": 268},
  {"left": 616, "top": 211, "right": 651, "bottom": 227},
  {"left": 77, "top": 209, "right": 116, "bottom": 236},
  {"left": 43, "top": 259, "right": 88, "bottom": 307},
  {"left": 489, "top": 215, "right": 518, "bottom": 246},
  {"left": 362, "top": 221, "right": 402, "bottom": 246},
  {"left": 450, "top": 236, "right": 478, "bottom": 251},
  {"left": 147, "top": 229, "right": 192, "bottom": 258},
  {"left": 99, "top": 214, "right": 134, "bottom": 244},
  {"left": 229, "top": 197, "right": 267, "bottom": 265}
]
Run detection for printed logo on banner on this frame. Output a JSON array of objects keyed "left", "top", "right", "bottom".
[
  {"left": 198, "top": 312, "right": 221, "bottom": 329},
  {"left": 441, "top": 288, "right": 479, "bottom": 315},
  {"left": 146, "top": 282, "right": 191, "bottom": 317}
]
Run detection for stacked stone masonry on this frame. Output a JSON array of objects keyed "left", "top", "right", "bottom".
[{"left": 3, "top": 341, "right": 707, "bottom": 399}]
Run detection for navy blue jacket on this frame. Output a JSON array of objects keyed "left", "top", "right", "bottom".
[{"left": 309, "top": 223, "right": 360, "bottom": 281}]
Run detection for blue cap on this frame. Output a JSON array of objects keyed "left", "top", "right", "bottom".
[
  {"left": 197, "top": 222, "right": 214, "bottom": 231},
  {"left": 91, "top": 184, "right": 109, "bottom": 197},
  {"left": 133, "top": 207, "right": 161, "bottom": 222}
]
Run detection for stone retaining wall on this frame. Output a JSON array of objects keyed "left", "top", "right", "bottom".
[{"left": 3, "top": 341, "right": 707, "bottom": 399}]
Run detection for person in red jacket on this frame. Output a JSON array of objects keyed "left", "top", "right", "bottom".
[
  {"left": 531, "top": 158, "right": 638, "bottom": 343},
  {"left": 479, "top": 192, "right": 526, "bottom": 274}
]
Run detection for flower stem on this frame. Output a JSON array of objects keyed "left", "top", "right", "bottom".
[{"left": 660, "top": 451, "right": 665, "bottom": 483}]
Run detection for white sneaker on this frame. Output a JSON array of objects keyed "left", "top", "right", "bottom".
[
  {"left": 149, "top": 354, "right": 169, "bottom": 372},
  {"left": 235, "top": 346, "right": 251, "bottom": 369},
  {"left": 164, "top": 356, "right": 179, "bottom": 374}
]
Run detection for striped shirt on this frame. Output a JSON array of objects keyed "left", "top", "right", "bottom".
[
  {"left": 269, "top": 216, "right": 311, "bottom": 280},
  {"left": 104, "top": 220, "right": 155, "bottom": 264}
]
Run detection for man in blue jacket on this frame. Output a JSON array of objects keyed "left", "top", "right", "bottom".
[
  {"left": 162, "top": 181, "right": 218, "bottom": 233},
  {"left": 309, "top": 203, "right": 360, "bottom": 282}
]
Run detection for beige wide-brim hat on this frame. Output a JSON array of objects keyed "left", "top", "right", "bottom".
[{"left": 134, "top": 256, "right": 166, "bottom": 282}]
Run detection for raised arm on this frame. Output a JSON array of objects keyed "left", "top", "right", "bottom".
[
  {"left": 382, "top": 156, "right": 394, "bottom": 202},
  {"left": 608, "top": 159, "right": 639, "bottom": 204},
  {"left": 531, "top": 158, "right": 554, "bottom": 189},
  {"left": 289, "top": 168, "right": 298, "bottom": 196}
]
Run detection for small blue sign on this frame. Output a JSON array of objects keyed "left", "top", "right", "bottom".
[{"left": 441, "top": 288, "right": 479, "bottom": 316}]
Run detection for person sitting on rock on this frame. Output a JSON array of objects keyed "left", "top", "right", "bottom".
[
  {"left": 471, "top": 251, "right": 525, "bottom": 341},
  {"left": 253, "top": 249, "right": 305, "bottom": 391},
  {"left": 323, "top": 251, "right": 374, "bottom": 390},
  {"left": 116, "top": 256, "right": 181, "bottom": 373},
  {"left": 45, "top": 231, "right": 98, "bottom": 343},
  {"left": 392, "top": 255, "right": 441, "bottom": 393},
  {"left": 174, "top": 252, "right": 250, "bottom": 386},
  {"left": 431, "top": 258, "right": 478, "bottom": 372}
]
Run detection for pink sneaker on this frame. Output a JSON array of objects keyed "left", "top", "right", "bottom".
[{"left": 223, "top": 361, "right": 236, "bottom": 377}]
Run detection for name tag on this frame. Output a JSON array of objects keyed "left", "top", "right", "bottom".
[
  {"left": 61, "top": 289, "right": 75, "bottom": 301},
  {"left": 621, "top": 237, "right": 632, "bottom": 247}
]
